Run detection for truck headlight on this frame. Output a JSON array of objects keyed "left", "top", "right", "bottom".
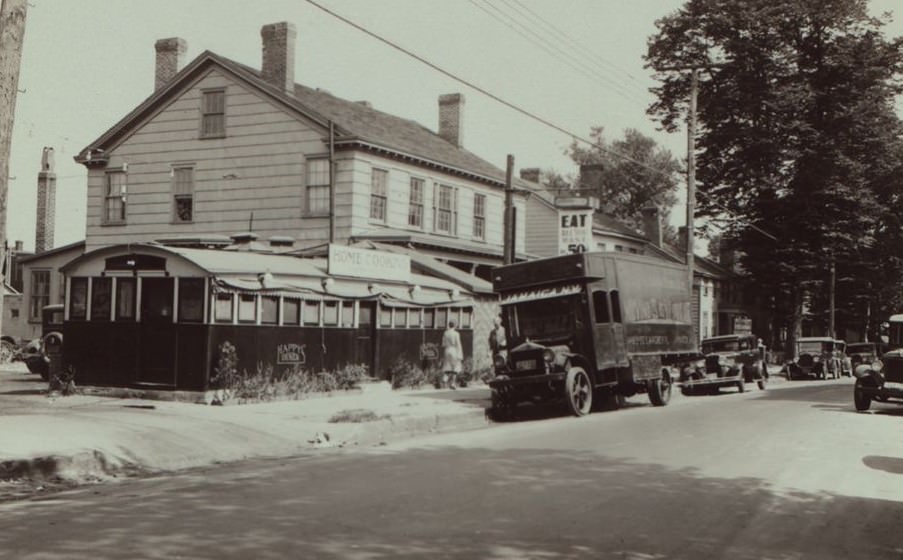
[
  {"left": 543, "top": 349, "right": 555, "bottom": 364},
  {"left": 493, "top": 353, "right": 508, "bottom": 369}
]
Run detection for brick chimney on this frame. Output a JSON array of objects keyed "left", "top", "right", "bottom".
[
  {"left": 578, "top": 163, "right": 604, "bottom": 193},
  {"left": 519, "top": 168, "right": 541, "bottom": 183},
  {"left": 36, "top": 147, "right": 56, "bottom": 253},
  {"left": 438, "top": 93, "right": 465, "bottom": 148},
  {"left": 261, "top": 22, "right": 296, "bottom": 93},
  {"left": 154, "top": 37, "right": 187, "bottom": 91},
  {"left": 641, "top": 205, "right": 662, "bottom": 248}
]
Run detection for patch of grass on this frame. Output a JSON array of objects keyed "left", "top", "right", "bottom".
[{"left": 328, "top": 409, "right": 391, "bottom": 423}]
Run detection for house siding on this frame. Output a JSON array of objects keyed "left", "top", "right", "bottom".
[{"left": 524, "top": 197, "right": 559, "bottom": 257}]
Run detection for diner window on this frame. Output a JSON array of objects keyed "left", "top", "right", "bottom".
[
  {"left": 69, "top": 278, "right": 88, "bottom": 320},
  {"left": 178, "top": 278, "right": 204, "bottom": 323},
  {"left": 91, "top": 277, "right": 112, "bottom": 321},
  {"left": 30, "top": 270, "right": 50, "bottom": 321},
  {"left": 238, "top": 294, "right": 256, "bottom": 323},
  {"left": 214, "top": 293, "right": 234, "bottom": 323},
  {"left": 610, "top": 290, "right": 622, "bottom": 323},
  {"left": 423, "top": 308, "right": 435, "bottom": 329},
  {"left": 380, "top": 307, "right": 393, "bottom": 327},
  {"left": 200, "top": 89, "right": 225, "bottom": 138},
  {"left": 408, "top": 177, "right": 424, "bottom": 228},
  {"left": 434, "top": 184, "right": 457, "bottom": 235},
  {"left": 116, "top": 278, "right": 136, "bottom": 320},
  {"left": 323, "top": 301, "right": 339, "bottom": 326},
  {"left": 303, "top": 301, "right": 320, "bottom": 326},
  {"left": 408, "top": 308, "right": 421, "bottom": 328},
  {"left": 103, "top": 170, "right": 127, "bottom": 225},
  {"left": 261, "top": 296, "right": 279, "bottom": 324},
  {"left": 614, "top": 245, "right": 624, "bottom": 252},
  {"left": 370, "top": 168, "right": 388, "bottom": 222},
  {"left": 341, "top": 302, "right": 354, "bottom": 327},
  {"left": 172, "top": 166, "right": 195, "bottom": 223},
  {"left": 306, "top": 158, "right": 330, "bottom": 215},
  {"left": 472, "top": 193, "right": 486, "bottom": 240},
  {"left": 593, "top": 290, "right": 611, "bottom": 324},
  {"left": 461, "top": 308, "right": 473, "bottom": 329},
  {"left": 436, "top": 308, "right": 448, "bottom": 329},
  {"left": 283, "top": 299, "right": 300, "bottom": 325}
]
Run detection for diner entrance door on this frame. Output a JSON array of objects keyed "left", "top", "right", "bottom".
[
  {"left": 137, "top": 277, "right": 176, "bottom": 386},
  {"left": 356, "top": 302, "right": 376, "bottom": 376}
]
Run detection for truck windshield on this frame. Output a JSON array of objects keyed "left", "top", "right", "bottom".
[
  {"left": 797, "top": 341, "right": 831, "bottom": 354},
  {"left": 702, "top": 339, "right": 741, "bottom": 353},
  {"left": 507, "top": 295, "right": 578, "bottom": 341}
]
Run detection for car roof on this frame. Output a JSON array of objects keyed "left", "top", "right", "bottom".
[{"left": 701, "top": 334, "right": 754, "bottom": 343}]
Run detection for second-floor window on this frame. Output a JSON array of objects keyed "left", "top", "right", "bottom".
[
  {"left": 29, "top": 270, "right": 50, "bottom": 321},
  {"left": 434, "top": 184, "right": 457, "bottom": 235},
  {"left": 306, "top": 158, "right": 330, "bottom": 215},
  {"left": 370, "top": 168, "right": 388, "bottom": 221},
  {"left": 172, "top": 166, "right": 194, "bottom": 223},
  {"left": 200, "top": 89, "right": 225, "bottom": 138},
  {"left": 408, "top": 177, "right": 424, "bottom": 228},
  {"left": 103, "top": 170, "right": 127, "bottom": 225},
  {"left": 473, "top": 193, "right": 486, "bottom": 240}
]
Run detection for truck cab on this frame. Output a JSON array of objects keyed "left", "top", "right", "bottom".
[
  {"left": 490, "top": 252, "right": 699, "bottom": 418},
  {"left": 854, "top": 315, "right": 903, "bottom": 411}
]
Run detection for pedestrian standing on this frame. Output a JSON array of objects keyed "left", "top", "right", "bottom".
[
  {"left": 442, "top": 320, "right": 463, "bottom": 389},
  {"left": 489, "top": 315, "right": 507, "bottom": 359}
]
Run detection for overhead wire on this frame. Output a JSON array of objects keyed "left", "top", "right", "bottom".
[{"left": 301, "top": 0, "right": 778, "bottom": 242}]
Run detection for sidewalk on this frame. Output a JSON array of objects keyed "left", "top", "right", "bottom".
[{"left": 0, "top": 364, "right": 490, "bottom": 486}]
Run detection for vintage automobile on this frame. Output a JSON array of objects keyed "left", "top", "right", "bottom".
[
  {"left": 678, "top": 334, "right": 767, "bottom": 395},
  {"left": 847, "top": 342, "right": 879, "bottom": 369},
  {"left": 21, "top": 304, "right": 64, "bottom": 381},
  {"left": 834, "top": 340, "right": 853, "bottom": 377},
  {"left": 786, "top": 337, "right": 840, "bottom": 380},
  {"left": 854, "top": 315, "right": 903, "bottom": 411},
  {"left": 490, "top": 252, "right": 699, "bottom": 418}
]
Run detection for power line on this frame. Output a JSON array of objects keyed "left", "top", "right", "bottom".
[{"left": 301, "top": 0, "right": 778, "bottom": 242}]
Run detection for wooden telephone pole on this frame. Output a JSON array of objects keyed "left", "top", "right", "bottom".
[
  {"left": 686, "top": 69, "right": 699, "bottom": 298},
  {"left": 0, "top": 0, "right": 29, "bottom": 340}
]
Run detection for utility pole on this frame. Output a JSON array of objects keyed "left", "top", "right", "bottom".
[
  {"left": 686, "top": 69, "right": 699, "bottom": 299},
  {"left": 829, "top": 260, "right": 836, "bottom": 339},
  {"left": 0, "top": 0, "right": 29, "bottom": 341},
  {"left": 328, "top": 121, "right": 336, "bottom": 244},
  {"left": 503, "top": 154, "right": 514, "bottom": 265}
]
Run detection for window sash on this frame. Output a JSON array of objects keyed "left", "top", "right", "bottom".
[
  {"left": 178, "top": 278, "right": 204, "bottom": 323},
  {"left": 306, "top": 159, "right": 331, "bottom": 215},
  {"left": 104, "top": 172, "right": 127, "bottom": 224},
  {"left": 30, "top": 270, "right": 51, "bottom": 321},
  {"left": 201, "top": 90, "right": 225, "bottom": 138},
  {"left": 116, "top": 278, "right": 136, "bottom": 321},
  {"left": 90, "top": 277, "right": 112, "bottom": 321},
  {"left": 408, "top": 178, "right": 423, "bottom": 227},
  {"left": 370, "top": 169, "right": 388, "bottom": 221}
]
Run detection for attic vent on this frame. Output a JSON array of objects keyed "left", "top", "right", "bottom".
[
  {"left": 269, "top": 236, "right": 295, "bottom": 248},
  {"left": 229, "top": 232, "right": 259, "bottom": 244}
]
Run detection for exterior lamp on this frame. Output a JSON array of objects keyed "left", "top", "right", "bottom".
[
  {"left": 449, "top": 288, "right": 461, "bottom": 300},
  {"left": 321, "top": 277, "right": 334, "bottom": 292}
]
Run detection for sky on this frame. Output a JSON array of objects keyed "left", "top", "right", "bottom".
[{"left": 7, "top": 0, "right": 903, "bottom": 252}]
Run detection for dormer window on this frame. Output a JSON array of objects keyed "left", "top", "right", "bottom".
[{"left": 200, "top": 89, "right": 225, "bottom": 138}]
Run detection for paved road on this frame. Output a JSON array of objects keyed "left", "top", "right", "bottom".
[{"left": 2, "top": 377, "right": 902, "bottom": 559}]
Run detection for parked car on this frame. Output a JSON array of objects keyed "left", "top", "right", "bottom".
[
  {"left": 854, "top": 315, "right": 903, "bottom": 411},
  {"left": 22, "top": 304, "right": 64, "bottom": 381},
  {"left": 787, "top": 337, "right": 840, "bottom": 380},
  {"left": 679, "top": 334, "right": 767, "bottom": 395},
  {"left": 847, "top": 342, "right": 879, "bottom": 369},
  {"left": 834, "top": 340, "right": 853, "bottom": 377}
]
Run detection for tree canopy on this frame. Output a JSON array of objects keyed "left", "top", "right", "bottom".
[{"left": 646, "top": 0, "right": 903, "bottom": 346}]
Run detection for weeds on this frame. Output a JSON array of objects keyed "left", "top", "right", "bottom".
[{"left": 328, "top": 409, "right": 391, "bottom": 423}]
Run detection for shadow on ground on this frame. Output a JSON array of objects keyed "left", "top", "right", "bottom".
[{"left": 3, "top": 445, "right": 901, "bottom": 560}]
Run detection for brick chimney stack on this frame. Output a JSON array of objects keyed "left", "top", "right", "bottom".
[
  {"left": 438, "top": 93, "right": 465, "bottom": 148},
  {"left": 36, "top": 147, "right": 56, "bottom": 253},
  {"left": 154, "top": 37, "right": 187, "bottom": 91},
  {"left": 261, "top": 22, "right": 296, "bottom": 93},
  {"left": 641, "top": 205, "right": 662, "bottom": 248}
]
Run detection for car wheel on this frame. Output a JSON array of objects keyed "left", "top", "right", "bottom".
[
  {"left": 648, "top": 371, "right": 672, "bottom": 406},
  {"left": 853, "top": 381, "right": 871, "bottom": 412},
  {"left": 565, "top": 366, "right": 593, "bottom": 416}
]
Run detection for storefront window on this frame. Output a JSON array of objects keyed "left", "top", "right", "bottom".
[
  {"left": 214, "top": 293, "right": 233, "bottom": 323},
  {"left": 179, "top": 278, "right": 205, "bottom": 323},
  {"left": 69, "top": 278, "right": 88, "bottom": 320},
  {"left": 436, "top": 308, "right": 448, "bottom": 329},
  {"left": 460, "top": 307, "right": 473, "bottom": 329},
  {"left": 408, "top": 308, "right": 421, "bottom": 328},
  {"left": 238, "top": 294, "right": 256, "bottom": 323},
  {"left": 341, "top": 302, "right": 354, "bottom": 327},
  {"left": 261, "top": 296, "right": 278, "bottom": 324},
  {"left": 91, "top": 277, "right": 112, "bottom": 321},
  {"left": 323, "top": 301, "right": 339, "bottom": 326},
  {"left": 116, "top": 278, "right": 136, "bottom": 320},
  {"left": 380, "top": 307, "right": 393, "bottom": 327},
  {"left": 423, "top": 308, "right": 434, "bottom": 329},
  {"left": 303, "top": 301, "right": 320, "bottom": 326},
  {"left": 283, "top": 299, "right": 300, "bottom": 325}
]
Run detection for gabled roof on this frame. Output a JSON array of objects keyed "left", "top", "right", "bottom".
[
  {"left": 17, "top": 240, "right": 86, "bottom": 264},
  {"left": 76, "top": 51, "right": 513, "bottom": 187}
]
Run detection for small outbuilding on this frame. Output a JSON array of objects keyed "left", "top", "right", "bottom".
[{"left": 59, "top": 242, "right": 490, "bottom": 392}]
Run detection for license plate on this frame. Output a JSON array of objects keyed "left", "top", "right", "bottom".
[{"left": 516, "top": 359, "right": 537, "bottom": 371}]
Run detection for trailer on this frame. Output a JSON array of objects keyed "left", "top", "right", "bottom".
[{"left": 490, "top": 252, "right": 699, "bottom": 418}]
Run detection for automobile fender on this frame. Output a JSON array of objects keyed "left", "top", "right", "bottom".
[{"left": 853, "top": 364, "right": 882, "bottom": 386}]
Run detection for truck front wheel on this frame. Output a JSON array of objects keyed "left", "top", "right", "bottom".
[
  {"left": 853, "top": 381, "right": 872, "bottom": 412},
  {"left": 565, "top": 366, "right": 593, "bottom": 416},
  {"left": 648, "top": 371, "right": 672, "bottom": 406}
]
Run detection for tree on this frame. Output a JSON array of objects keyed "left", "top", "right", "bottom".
[
  {"left": 646, "top": 0, "right": 903, "bottom": 351},
  {"left": 566, "top": 127, "right": 682, "bottom": 235}
]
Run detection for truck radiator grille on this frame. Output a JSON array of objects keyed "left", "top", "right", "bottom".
[{"left": 884, "top": 359, "right": 903, "bottom": 383}]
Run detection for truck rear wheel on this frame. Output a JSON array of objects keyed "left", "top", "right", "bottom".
[
  {"left": 565, "top": 366, "right": 593, "bottom": 416},
  {"left": 648, "top": 372, "right": 671, "bottom": 406}
]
